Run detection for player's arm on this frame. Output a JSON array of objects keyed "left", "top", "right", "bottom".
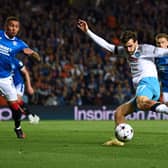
[
  {"left": 140, "top": 44, "right": 168, "bottom": 58},
  {"left": 154, "top": 47, "right": 168, "bottom": 57},
  {"left": 23, "top": 48, "right": 41, "bottom": 62},
  {"left": 21, "top": 66, "right": 34, "bottom": 95},
  {"left": 77, "top": 19, "right": 115, "bottom": 52}
]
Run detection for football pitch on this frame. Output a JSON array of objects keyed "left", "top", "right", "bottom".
[{"left": 0, "top": 120, "right": 168, "bottom": 168}]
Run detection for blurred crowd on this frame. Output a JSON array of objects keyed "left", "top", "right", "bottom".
[{"left": 0, "top": 0, "right": 167, "bottom": 107}]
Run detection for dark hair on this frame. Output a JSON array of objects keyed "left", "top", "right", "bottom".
[
  {"left": 120, "top": 30, "right": 137, "bottom": 44},
  {"left": 5, "top": 16, "right": 19, "bottom": 25},
  {"left": 155, "top": 33, "right": 168, "bottom": 41}
]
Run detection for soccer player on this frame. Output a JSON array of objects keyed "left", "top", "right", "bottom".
[
  {"left": 77, "top": 19, "right": 168, "bottom": 146},
  {"left": 0, "top": 16, "right": 41, "bottom": 138},
  {"left": 12, "top": 58, "right": 40, "bottom": 124},
  {"left": 155, "top": 33, "right": 168, "bottom": 105}
]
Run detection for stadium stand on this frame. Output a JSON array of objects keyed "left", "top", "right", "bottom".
[{"left": 0, "top": 0, "right": 167, "bottom": 107}]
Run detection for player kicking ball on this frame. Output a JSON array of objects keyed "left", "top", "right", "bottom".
[{"left": 77, "top": 19, "right": 168, "bottom": 146}]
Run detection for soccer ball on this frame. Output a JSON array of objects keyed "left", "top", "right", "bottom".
[{"left": 115, "top": 123, "right": 134, "bottom": 142}]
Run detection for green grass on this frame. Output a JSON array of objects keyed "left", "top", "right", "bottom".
[{"left": 0, "top": 120, "right": 168, "bottom": 168}]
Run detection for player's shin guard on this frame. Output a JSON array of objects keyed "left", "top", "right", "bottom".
[
  {"left": 151, "top": 103, "right": 168, "bottom": 114},
  {"left": 10, "top": 102, "right": 23, "bottom": 128}
]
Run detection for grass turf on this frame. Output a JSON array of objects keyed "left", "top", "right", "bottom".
[{"left": 0, "top": 120, "right": 168, "bottom": 168}]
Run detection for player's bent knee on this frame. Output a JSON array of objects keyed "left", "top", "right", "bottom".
[
  {"left": 9, "top": 102, "right": 20, "bottom": 111},
  {"left": 136, "top": 96, "right": 156, "bottom": 111}
]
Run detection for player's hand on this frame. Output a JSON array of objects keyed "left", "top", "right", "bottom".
[
  {"left": 23, "top": 48, "right": 41, "bottom": 62},
  {"left": 32, "top": 51, "right": 41, "bottom": 62},
  {"left": 77, "top": 19, "right": 88, "bottom": 33}
]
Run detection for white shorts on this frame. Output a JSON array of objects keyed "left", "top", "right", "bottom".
[
  {"left": 162, "top": 92, "right": 168, "bottom": 103},
  {"left": 0, "top": 76, "right": 18, "bottom": 101},
  {"left": 15, "top": 83, "right": 25, "bottom": 97}
]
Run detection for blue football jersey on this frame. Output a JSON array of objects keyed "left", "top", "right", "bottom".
[
  {"left": 0, "top": 30, "right": 28, "bottom": 78},
  {"left": 155, "top": 56, "right": 168, "bottom": 92},
  {"left": 12, "top": 58, "right": 24, "bottom": 86}
]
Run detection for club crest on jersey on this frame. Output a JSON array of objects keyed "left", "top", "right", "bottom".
[
  {"left": 134, "top": 51, "right": 140, "bottom": 58},
  {"left": 13, "top": 41, "right": 17, "bottom": 46}
]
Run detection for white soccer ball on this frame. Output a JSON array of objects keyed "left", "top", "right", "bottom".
[{"left": 115, "top": 123, "right": 134, "bottom": 142}]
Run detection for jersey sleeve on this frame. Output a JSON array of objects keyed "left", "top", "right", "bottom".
[
  {"left": 154, "top": 47, "right": 168, "bottom": 57},
  {"left": 140, "top": 44, "right": 168, "bottom": 58},
  {"left": 86, "top": 29, "right": 115, "bottom": 52},
  {"left": 18, "top": 60, "right": 24, "bottom": 70},
  {"left": 14, "top": 58, "right": 24, "bottom": 71},
  {"left": 19, "top": 40, "right": 29, "bottom": 50}
]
